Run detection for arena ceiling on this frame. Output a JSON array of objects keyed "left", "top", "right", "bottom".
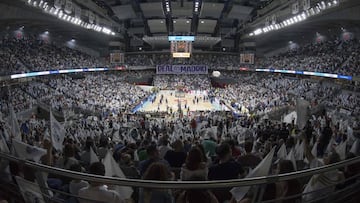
[
  {"left": 0, "top": 0, "right": 359, "bottom": 55},
  {"left": 103, "top": 0, "right": 262, "bottom": 36}
]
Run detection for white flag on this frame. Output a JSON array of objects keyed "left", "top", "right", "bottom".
[
  {"left": 277, "top": 143, "right": 287, "bottom": 160},
  {"left": 134, "top": 149, "right": 139, "bottom": 162},
  {"left": 43, "top": 129, "right": 51, "bottom": 141},
  {"left": 90, "top": 147, "right": 99, "bottom": 164},
  {"left": 295, "top": 141, "right": 304, "bottom": 160},
  {"left": 286, "top": 148, "right": 297, "bottom": 171},
  {"left": 15, "top": 176, "right": 46, "bottom": 203},
  {"left": 50, "top": 111, "right": 65, "bottom": 151},
  {"left": 0, "top": 133, "right": 10, "bottom": 153},
  {"left": 8, "top": 105, "right": 21, "bottom": 141},
  {"left": 103, "top": 152, "right": 133, "bottom": 199},
  {"left": 350, "top": 139, "right": 358, "bottom": 155},
  {"left": 335, "top": 140, "right": 347, "bottom": 160},
  {"left": 325, "top": 137, "right": 334, "bottom": 154},
  {"left": 112, "top": 130, "right": 121, "bottom": 143},
  {"left": 12, "top": 139, "right": 47, "bottom": 163},
  {"left": 311, "top": 142, "right": 318, "bottom": 158},
  {"left": 230, "top": 147, "right": 275, "bottom": 201}
]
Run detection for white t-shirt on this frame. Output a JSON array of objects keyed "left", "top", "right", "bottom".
[
  {"left": 78, "top": 185, "right": 125, "bottom": 203},
  {"left": 69, "top": 180, "right": 89, "bottom": 195}
]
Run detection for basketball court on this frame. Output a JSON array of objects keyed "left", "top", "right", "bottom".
[{"left": 138, "top": 90, "right": 227, "bottom": 113}]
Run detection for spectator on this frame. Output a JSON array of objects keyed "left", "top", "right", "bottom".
[
  {"left": 180, "top": 147, "right": 208, "bottom": 181},
  {"left": 164, "top": 140, "right": 187, "bottom": 168},
  {"left": 78, "top": 162, "right": 124, "bottom": 203},
  {"left": 140, "top": 162, "right": 173, "bottom": 203}
]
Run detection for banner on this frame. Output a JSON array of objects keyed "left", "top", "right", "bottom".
[
  {"left": 265, "top": 16, "right": 271, "bottom": 26},
  {"left": 74, "top": 4, "right": 82, "bottom": 18},
  {"left": 271, "top": 14, "right": 277, "bottom": 25},
  {"left": 156, "top": 65, "right": 208, "bottom": 75},
  {"left": 89, "top": 11, "right": 95, "bottom": 24},
  {"left": 292, "top": 1, "right": 300, "bottom": 14},
  {"left": 64, "top": 0, "right": 73, "bottom": 14},
  {"left": 303, "top": 0, "right": 311, "bottom": 10},
  {"left": 54, "top": 0, "right": 65, "bottom": 9},
  {"left": 50, "top": 111, "right": 65, "bottom": 151}
]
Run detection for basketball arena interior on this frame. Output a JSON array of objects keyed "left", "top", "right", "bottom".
[{"left": 0, "top": 0, "right": 360, "bottom": 202}]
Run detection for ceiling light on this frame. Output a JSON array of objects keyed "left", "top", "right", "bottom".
[{"left": 254, "top": 28, "right": 263, "bottom": 35}]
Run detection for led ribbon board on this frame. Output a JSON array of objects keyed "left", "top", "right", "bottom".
[{"left": 168, "top": 36, "right": 195, "bottom": 41}]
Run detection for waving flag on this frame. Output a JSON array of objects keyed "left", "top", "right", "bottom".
[
  {"left": 277, "top": 143, "right": 287, "bottom": 160},
  {"left": 103, "top": 152, "right": 133, "bottom": 199},
  {"left": 230, "top": 147, "right": 275, "bottom": 201},
  {"left": 335, "top": 140, "right": 347, "bottom": 160},
  {"left": 90, "top": 147, "right": 99, "bottom": 164},
  {"left": 286, "top": 148, "right": 297, "bottom": 170},
  {"left": 295, "top": 141, "right": 304, "bottom": 160},
  {"left": 12, "top": 139, "right": 47, "bottom": 163},
  {"left": 350, "top": 139, "right": 358, "bottom": 155},
  {"left": 0, "top": 132, "right": 10, "bottom": 153},
  {"left": 311, "top": 142, "right": 318, "bottom": 157},
  {"left": 7, "top": 105, "right": 21, "bottom": 141},
  {"left": 50, "top": 110, "right": 65, "bottom": 151}
]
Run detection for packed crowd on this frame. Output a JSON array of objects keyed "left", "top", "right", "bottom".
[
  {"left": 0, "top": 33, "right": 359, "bottom": 202},
  {"left": 44, "top": 73, "right": 149, "bottom": 115},
  {"left": 125, "top": 54, "right": 240, "bottom": 69},
  {"left": 0, "top": 104, "right": 359, "bottom": 203},
  {"left": 153, "top": 75, "right": 211, "bottom": 90},
  {"left": 0, "top": 71, "right": 358, "bottom": 203},
  {"left": 1, "top": 35, "right": 359, "bottom": 78},
  {"left": 0, "top": 36, "right": 105, "bottom": 75},
  {"left": 213, "top": 73, "right": 342, "bottom": 116},
  {"left": 256, "top": 38, "right": 360, "bottom": 76},
  {"left": 125, "top": 38, "right": 360, "bottom": 77},
  {"left": 0, "top": 39, "right": 29, "bottom": 76}
]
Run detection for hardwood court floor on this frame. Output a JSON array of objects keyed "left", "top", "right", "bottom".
[{"left": 139, "top": 90, "right": 219, "bottom": 113}]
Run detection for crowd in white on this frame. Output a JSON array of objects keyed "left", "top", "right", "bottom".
[
  {"left": 126, "top": 38, "right": 360, "bottom": 77},
  {"left": 153, "top": 74, "right": 211, "bottom": 90},
  {"left": 0, "top": 36, "right": 105, "bottom": 75},
  {"left": 256, "top": 38, "right": 360, "bottom": 76},
  {"left": 0, "top": 35, "right": 359, "bottom": 203}
]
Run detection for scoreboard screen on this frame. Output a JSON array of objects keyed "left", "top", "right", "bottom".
[
  {"left": 170, "top": 41, "right": 192, "bottom": 58},
  {"left": 110, "top": 52, "right": 124, "bottom": 64},
  {"left": 169, "top": 36, "right": 194, "bottom": 58},
  {"left": 240, "top": 53, "right": 255, "bottom": 64}
]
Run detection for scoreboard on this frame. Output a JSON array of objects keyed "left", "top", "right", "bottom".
[
  {"left": 169, "top": 36, "right": 194, "bottom": 58},
  {"left": 110, "top": 52, "right": 124, "bottom": 64},
  {"left": 240, "top": 53, "right": 255, "bottom": 64}
]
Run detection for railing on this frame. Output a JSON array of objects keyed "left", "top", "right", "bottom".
[{"left": 1, "top": 151, "right": 359, "bottom": 203}]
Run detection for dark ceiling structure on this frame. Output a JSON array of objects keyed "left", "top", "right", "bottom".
[{"left": 0, "top": 0, "right": 359, "bottom": 55}]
